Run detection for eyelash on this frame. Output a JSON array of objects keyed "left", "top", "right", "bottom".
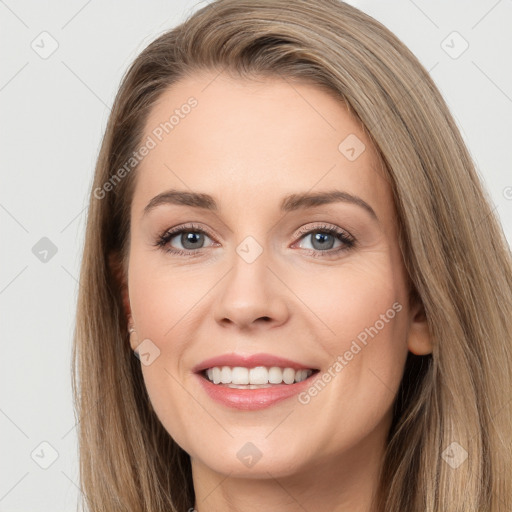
[{"left": 154, "top": 222, "right": 356, "bottom": 258}]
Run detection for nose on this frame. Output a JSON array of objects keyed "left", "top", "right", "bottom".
[{"left": 212, "top": 244, "right": 290, "bottom": 331}]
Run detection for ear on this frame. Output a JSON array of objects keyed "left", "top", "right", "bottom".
[
  {"left": 406, "top": 293, "right": 432, "bottom": 356},
  {"left": 108, "top": 251, "right": 132, "bottom": 325}
]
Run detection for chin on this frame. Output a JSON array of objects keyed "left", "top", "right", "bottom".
[{"left": 194, "top": 451, "right": 308, "bottom": 479}]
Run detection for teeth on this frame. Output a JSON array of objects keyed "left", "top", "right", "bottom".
[
  {"left": 203, "top": 366, "right": 314, "bottom": 385},
  {"left": 250, "top": 366, "right": 268, "bottom": 384},
  {"left": 283, "top": 367, "right": 295, "bottom": 384}
]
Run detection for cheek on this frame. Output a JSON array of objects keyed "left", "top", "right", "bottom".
[
  {"left": 291, "top": 259, "right": 409, "bottom": 430},
  {"left": 126, "top": 259, "right": 211, "bottom": 446},
  {"left": 128, "top": 255, "right": 199, "bottom": 339},
  {"left": 291, "top": 257, "right": 407, "bottom": 351}
]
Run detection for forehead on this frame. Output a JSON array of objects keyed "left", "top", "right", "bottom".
[{"left": 133, "top": 71, "right": 392, "bottom": 222}]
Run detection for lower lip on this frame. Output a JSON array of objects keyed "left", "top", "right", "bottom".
[{"left": 195, "top": 372, "right": 318, "bottom": 410}]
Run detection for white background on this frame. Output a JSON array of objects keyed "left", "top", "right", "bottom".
[{"left": 1, "top": 0, "right": 511, "bottom": 510}]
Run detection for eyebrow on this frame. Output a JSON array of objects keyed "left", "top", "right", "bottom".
[{"left": 143, "top": 189, "right": 378, "bottom": 221}]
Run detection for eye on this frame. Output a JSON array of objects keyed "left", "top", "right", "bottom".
[
  {"left": 155, "top": 223, "right": 217, "bottom": 256},
  {"left": 293, "top": 223, "right": 356, "bottom": 258}
]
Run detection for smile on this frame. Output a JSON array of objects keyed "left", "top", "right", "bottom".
[{"left": 203, "top": 366, "right": 315, "bottom": 387}]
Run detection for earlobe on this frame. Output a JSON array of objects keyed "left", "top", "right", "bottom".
[
  {"left": 407, "top": 300, "right": 433, "bottom": 356},
  {"left": 127, "top": 317, "right": 139, "bottom": 351}
]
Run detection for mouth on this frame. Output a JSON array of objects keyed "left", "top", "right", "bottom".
[
  {"left": 199, "top": 365, "right": 320, "bottom": 389},
  {"left": 194, "top": 364, "right": 321, "bottom": 410},
  {"left": 192, "top": 352, "right": 321, "bottom": 410}
]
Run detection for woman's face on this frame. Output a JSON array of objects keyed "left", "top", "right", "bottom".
[{"left": 123, "top": 71, "right": 430, "bottom": 481}]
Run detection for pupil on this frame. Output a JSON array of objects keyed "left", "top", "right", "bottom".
[
  {"left": 182, "top": 232, "right": 203, "bottom": 249},
  {"left": 313, "top": 232, "right": 334, "bottom": 250}
]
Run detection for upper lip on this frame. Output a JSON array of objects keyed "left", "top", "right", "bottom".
[{"left": 192, "top": 352, "right": 318, "bottom": 373}]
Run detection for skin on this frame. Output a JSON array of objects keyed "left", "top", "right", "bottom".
[{"left": 119, "top": 71, "right": 432, "bottom": 512}]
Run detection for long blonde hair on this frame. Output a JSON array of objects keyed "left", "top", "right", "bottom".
[{"left": 72, "top": 0, "right": 512, "bottom": 510}]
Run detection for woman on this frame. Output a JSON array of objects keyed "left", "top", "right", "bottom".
[{"left": 72, "top": 0, "right": 512, "bottom": 510}]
